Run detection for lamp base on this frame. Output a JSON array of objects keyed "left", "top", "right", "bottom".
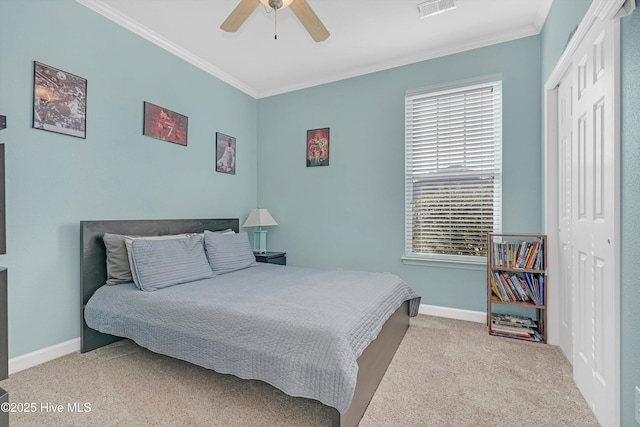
[{"left": 253, "top": 230, "right": 268, "bottom": 253}]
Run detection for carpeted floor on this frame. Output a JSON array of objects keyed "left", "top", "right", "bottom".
[{"left": 0, "top": 315, "right": 598, "bottom": 426}]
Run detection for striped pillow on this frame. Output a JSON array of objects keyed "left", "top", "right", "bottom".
[
  {"left": 130, "top": 234, "right": 214, "bottom": 291},
  {"left": 124, "top": 233, "right": 192, "bottom": 286},
  {"left": 204, "top": 230, "right": 257, "bottom": 274}
]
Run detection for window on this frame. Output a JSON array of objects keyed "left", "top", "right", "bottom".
[{"left": 404, "top": 76, "right": 502, "bottom": 266}]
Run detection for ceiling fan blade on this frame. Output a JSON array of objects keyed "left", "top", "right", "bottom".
[
  {"left": 289, "top": 0, "right": 330, "bottom": 42},
  {"left": 220, "top": 0, "right": 261, "bottom": 32}
]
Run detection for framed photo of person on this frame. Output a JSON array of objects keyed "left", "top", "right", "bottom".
[
  {"left": 306, "top": 128, "right": 329, "bottom": 167},
  {"left": 32, "top": 61, "right": 87, "bottom": 139},
  {"left": 143, "top": 102, "right": 188, "bottom": 146},
  {"left": 216, "top": 132, "right": 236, "bottom": 175}
]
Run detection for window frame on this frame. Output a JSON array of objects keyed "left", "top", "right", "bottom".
[{"left": 403, "top": 75, "right": 503, "bottom": 269}]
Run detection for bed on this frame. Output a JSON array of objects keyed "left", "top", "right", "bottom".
[{"left": 80, "top": 219, "right": 420, "bottom": 427}]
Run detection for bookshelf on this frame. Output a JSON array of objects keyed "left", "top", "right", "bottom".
[{"left": 487, "top": 233, "right": 547, "bottom": 343}]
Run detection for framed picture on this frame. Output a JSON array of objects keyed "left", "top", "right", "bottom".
[
  {"left": 32, "top": 61, "right": 87, "bottom": 138},
  {"left": 306, "top": 128, "right": 329, "bottom": 167},
  {"left": 143, "top": 102, "right": 188, "bottom": 146},
  {"left": 216, "top": 132, "right": 236, "bottom": 175}
]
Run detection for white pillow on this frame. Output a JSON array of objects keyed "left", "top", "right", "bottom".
[{"left": 194, "top": 229, "right": 236, "bottom": 238}]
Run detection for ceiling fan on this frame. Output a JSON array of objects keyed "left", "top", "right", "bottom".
[{"left": 220, "top": 0, "right": 330, "bottom": 42}]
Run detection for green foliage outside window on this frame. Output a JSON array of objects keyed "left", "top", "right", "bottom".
[{"left": 411, "top": 178, "right": 494, "bottom": 257}]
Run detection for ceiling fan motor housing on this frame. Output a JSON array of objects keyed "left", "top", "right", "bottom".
[{"left": 223, "top": 0, "right": 330, "bottom": 42}]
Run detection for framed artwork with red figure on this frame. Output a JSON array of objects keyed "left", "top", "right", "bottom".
[
  {"left": 306, "top": 127, "right": 329, "bottom": 167},
  {"left": 143, "top": 102, "right": 188, "bottom": 146}
]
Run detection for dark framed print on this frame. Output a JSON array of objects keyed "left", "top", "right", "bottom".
[
  {"left": 143, "top": 102, "right": 188, "bottom": 146},
  {"left": 33, "top": 61, "right": 87, "bottom": 138},
  {"left": 306, "top": 127, "right": 329, "bottom": 167},
  {"left": 216, "top": 132, "right": 236, "bottom": 175}
]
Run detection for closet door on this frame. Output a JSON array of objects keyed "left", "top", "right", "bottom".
[
  {"left": 556, "top": 69, "right": 573, "bottom": 363},
  {"left": 557, "top": 16, "right": 619, "bottom": 427}
]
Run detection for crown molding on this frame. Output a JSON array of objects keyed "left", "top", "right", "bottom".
[
  {"left": 256, "top": 25, "right": 541, "bottom": 98},
  {"left": 77, "top": 0, "right": 552, "bottom": 100},
  {"left": 76, "top": 0, "right": 258, "bottom": 98},
  {"left": 533, "top": 0, "right": 554, "bottom": 32}
]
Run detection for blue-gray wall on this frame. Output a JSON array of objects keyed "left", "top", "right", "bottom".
[
  {"left": 257, "top": 37, "right": 542, "bottom": 311},
  {"left": 620, "top": 6, "right": 640, "bottom": 427},
  {"left": 2, "top": 0, "right": 639, "bottom": 424},
  {"left": 540, "top": 0, "right": 593, "bottom": 82},
  {"left": 0, "top": 0, "right": 258, "bottom": 357}
]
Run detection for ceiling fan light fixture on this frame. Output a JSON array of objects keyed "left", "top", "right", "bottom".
[
  {"left": 417, "top": 0, "right": 457, "bottom": 18},
  {"left": 259, "top": 0, "right": 294, "bottom": 10},
  {"left": 221, "top": 0, "right": 329, "bottom": 42}
]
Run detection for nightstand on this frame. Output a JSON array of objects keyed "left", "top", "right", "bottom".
[{"left": 254, "top": 251, "right": 286, "bottom": 265}]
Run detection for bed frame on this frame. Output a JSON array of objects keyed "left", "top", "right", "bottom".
[{"left": 80, "top": 219, "right": 410, "bottom": 427}]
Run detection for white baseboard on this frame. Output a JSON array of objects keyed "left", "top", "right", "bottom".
[
  {"left": 419, "top": 304, "right": 486, "bottom": 324},
  {"left": 8, "top": 337, "right": 80, "bottom": 375}
]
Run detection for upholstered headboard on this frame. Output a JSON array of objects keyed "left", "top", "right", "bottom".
[{"left": 80, "top": 218, "right": 239, "bottom": 353}]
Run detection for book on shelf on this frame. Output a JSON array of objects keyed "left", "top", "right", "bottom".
[
  {"left": 491, "top": 314, "right": 541, "bottom": 341},
  {"left": 491, "top": 239, "right": 544, "bottom": 270},
  {"left": 491, "top": 330, "right": 542, "bottom": 342},
  {"left": 523, "top": 242, "right": 538, "bottom": 268},
  {"left": 491, "top": 271, "right": 544, "bottom": 305},
  {"left": 535, "top": 239, "right": 544, "bottom": 270},
  {"left": 492, "top": 313, "right": 536, "bottom": 327}
]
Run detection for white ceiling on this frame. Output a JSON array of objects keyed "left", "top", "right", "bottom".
[{"left": 77, "top": 0, "right": 552, "bottom": 98}]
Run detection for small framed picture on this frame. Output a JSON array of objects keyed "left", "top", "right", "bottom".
[
  {"left": 306, "top": 128, "right": 329, "bottom": 167},
  {"left": 33, "top": 61, "right": 87, "bottom": 138},
  {"left": 216, "top": 132, "right": 236, "bottom": 175},
  {"left": 143, "top": 102, "right": 188, "bottom": 146}
]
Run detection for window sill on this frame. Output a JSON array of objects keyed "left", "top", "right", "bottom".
[{"left": 401, "top": 255, "right": 486, "bottom": 271}]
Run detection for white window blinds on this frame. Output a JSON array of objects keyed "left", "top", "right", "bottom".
[{"left": 405, "top": 77, "right": 502, "bottom": 260}]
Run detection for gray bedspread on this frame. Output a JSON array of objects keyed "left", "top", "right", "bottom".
[{"left": 84, "top": 263, "right": 420, "bottom": 413}]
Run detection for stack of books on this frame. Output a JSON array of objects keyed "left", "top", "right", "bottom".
[
  {"left": 491, "top": 314, "right": 541, "bottom": 342},
  {"left": 490, "top": 271, "right": 544, "bottom": 305},
  {"left": 491, "top": 240, "right": 544, "bottom": 270}
]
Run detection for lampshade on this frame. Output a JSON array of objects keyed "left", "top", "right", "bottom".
[
  {"left": 259, "top": 0, "right": 294, "bottom": 10},
  {"left": 243, "top": 208, "right": 278, "bottom": 228}
]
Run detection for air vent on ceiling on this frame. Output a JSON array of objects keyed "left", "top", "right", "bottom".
[{"left": 417, "top": 0, "right": 457, "bottom": 18}]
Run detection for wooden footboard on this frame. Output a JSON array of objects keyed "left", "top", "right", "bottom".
[{"left": 330, "top": 300, "right": 410, "bottom": 427}]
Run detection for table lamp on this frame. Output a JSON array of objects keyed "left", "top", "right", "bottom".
[{"left": 243, "top": 208, "right": 278, "bottom": 253}]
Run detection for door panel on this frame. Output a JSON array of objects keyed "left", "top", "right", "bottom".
[
  {"left": 556, "top": 16, "right": 619, "bottom": 427},
  {"left": 557, "top": 68, "right": 573, "bottom": 361}
]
